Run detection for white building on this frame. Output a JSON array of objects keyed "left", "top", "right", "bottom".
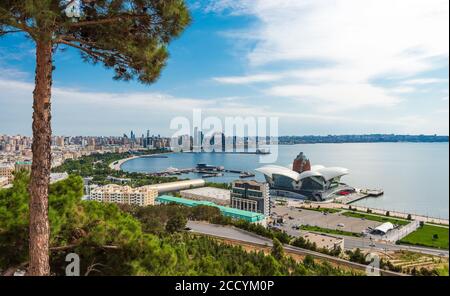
[
  {"left": 90, "top": 184, "right": 157, "bottom": 206},
  {"left": 0, "top": 164, "right": 14, "bottom": 184},
  {"left": 143, "top": 179, "right": 205, "bottom": 194},
  {"left": 0, "top": 176, "right": 9, "bottom": 188}
]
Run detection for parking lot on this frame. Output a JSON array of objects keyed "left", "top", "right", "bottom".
[{"left": 271, "top": 206, "right": 382, "bottom": 236}]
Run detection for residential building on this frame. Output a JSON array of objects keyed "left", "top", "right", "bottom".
[
  {"left": 0, "top": 176, "right": 9, "bottom": 188},
  {"left": 90, "top": 184, "right": 157, "bottom": 206},
  {"left": 0, "top": 164, "right": 14, "bottom": 184},
  {"left": 231, "top": 180, "right": 270, "bottom": 216}
]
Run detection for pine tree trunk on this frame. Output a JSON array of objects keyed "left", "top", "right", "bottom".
[{"left": 28, "top": 38, "right": 53, "bottom": 276}]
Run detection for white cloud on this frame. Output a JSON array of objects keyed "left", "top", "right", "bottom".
[
  {"left": 213, "top": 73, "right": 283, "bottom": 84},
  {"left": 267, "top": 82, "right": 401, "bottom": 112},
  {"left": 401, "top": 78, "right": 449, "bottom": 85},
  {"left": 206, "top": 0, "right": 449, "bottom": 112},
  {"left": 4, "top": 75, "right": 446, "bottom": 135},
  {"left": 389, "top": 86, "right": 416, "bottom": 94}
]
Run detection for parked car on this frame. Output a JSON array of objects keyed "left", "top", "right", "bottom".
[{"left": 337, "top": 223, "right": 345, "bottom": 227}]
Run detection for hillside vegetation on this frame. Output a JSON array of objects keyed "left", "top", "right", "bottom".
[{"left": 0, "top": 172, "right": 355, "bottom": 276}]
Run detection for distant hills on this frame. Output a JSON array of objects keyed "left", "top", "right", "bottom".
[{"left": 277, "top": 134, "right": 449, "bottom": 144}]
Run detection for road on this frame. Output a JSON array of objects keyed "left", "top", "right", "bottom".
[
  {"left": 186, "top": 221, "right": 406, "bottom": 276},
  {"left": 342, "top": 234, "right": 448, "bottom": 257},
  {"left": 187, "top": 221, "right": 448, "bottom": 258}
]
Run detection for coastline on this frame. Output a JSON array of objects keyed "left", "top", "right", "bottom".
[
  {"left": 109, "top": 152, "right": 173, "bottom": 171},
  {"left": 109, "top": 155, "right": 140, "bottom": 171}
]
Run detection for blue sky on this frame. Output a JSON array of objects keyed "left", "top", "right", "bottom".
[{"left": 0, "top": 0, "right": 449, "bottom": 136}]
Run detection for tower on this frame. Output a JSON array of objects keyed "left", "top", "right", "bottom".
[{"left": 292, "top": 152, "right": 311, "bottom": 173}]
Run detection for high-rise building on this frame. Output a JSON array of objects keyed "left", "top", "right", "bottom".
[
  {"left": 221, "top": 133, "right": 226, "bottom": 152},
  {"left": 244, "top": 136, "right": 249, "bottom": 152},
  {"left": 231, "top": 180, "right": 270, "bottom": 216}
]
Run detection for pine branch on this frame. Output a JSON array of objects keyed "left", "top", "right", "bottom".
[
  {"left": 0, "top": 29, "right": 23, "bottom": 36},
  {"left": 67, "top": 13, "right": 155, "bottom": 28},
  {"left": 56, "top": 37, "right": 129, "bottom": 65},
  {"left": 56, "top": 39, "right": 108, "bottom": 60}
]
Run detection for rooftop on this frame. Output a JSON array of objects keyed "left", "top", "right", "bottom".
[
  {"left": 257, "top": 164, "right": 349, "bottom": 182},
  {"left": 180, "top": 187, "right": 231, "bottom": 201},
  {"left": 156, "top": 195, "right": 265, "bottom": 221},
  {"left": 92, "top": 184, "right": 156, "bottom": 194}
]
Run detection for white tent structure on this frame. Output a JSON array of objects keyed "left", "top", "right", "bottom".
[{"left": 373, "top": 222, "right": 395, "bottom": 235}]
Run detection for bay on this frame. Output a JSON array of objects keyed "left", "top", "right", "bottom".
[{"left": 121, "top": 143, "right": 449, "bottom": 219}]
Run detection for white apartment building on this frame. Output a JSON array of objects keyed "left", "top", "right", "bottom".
[
  {"left": 0, "top": 176, "right": 9, "bottom": 188},
  {"left": 0, "top": 164, "right": 14, "bottom": 184},
  {"left": 90, "top": 184, "right": 158, "bottom": 206}
]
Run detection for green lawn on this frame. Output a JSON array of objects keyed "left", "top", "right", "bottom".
[
  {"left": 299, "top": 225, "right": 362, "bottom": 237},
  {"left": 398, "top": 225, "right": 449, "bottom": 250},
  {"left": 302, "top": 207, "right": 341, "bottom": 214},
  {"left": 342, "top": 211, "right": 410, "bottom": 226}
]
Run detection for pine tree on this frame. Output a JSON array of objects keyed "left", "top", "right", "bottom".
[
  {"left": 271, "top": 238, "right": 284, "bottom": 261},
  {"left": 0, "top": 0, "right": 190, "bottom": 275}
]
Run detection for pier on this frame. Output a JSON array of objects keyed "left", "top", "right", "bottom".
[{"left": 334, "top": 188, "right": 384, "bottom": 204}]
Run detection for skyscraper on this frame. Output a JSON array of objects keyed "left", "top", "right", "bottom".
[{"left": 221, "top": 133, "right": 226, "bottom": 152}]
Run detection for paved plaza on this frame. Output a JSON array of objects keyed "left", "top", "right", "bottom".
[{"left": 271, "top": 206, "right": 382, "bottom": 235}]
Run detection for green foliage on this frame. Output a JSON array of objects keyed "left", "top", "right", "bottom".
[
  {"left": 345, "top": 248, "right": 402, "bottom": 273},
  {"left": 53, "top": 151, "right": 178, "bottom": 187},
  {"left": 165, "top": 213, "right": 187, "bottom": 233},
  {"left": 303, "top": 207, "right": 341, "bottom": 214},
  {"left": 0, "top": 174, "right": 359, "bottom": 275},
  {"left": 398, "top": 224, "right": 449, "bottom": 249},
  {"left": 342, "top": 211, "right": 410, "bottom": 226},
  {"left": 1, "top": 0, "right": 191, "bottom": 84},
  {"left": 299, "top": 225, "right": 363, "bottom": 237},
  {"left": 345, "top": 248, "right": 366, "bottom": 264},
  {"left": 271, "top": 238, "right": 284, "bottom": 261}
]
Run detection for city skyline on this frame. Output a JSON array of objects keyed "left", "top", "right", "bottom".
[{"left": 0, "top": 0, "right": 448, "bottom": 136}]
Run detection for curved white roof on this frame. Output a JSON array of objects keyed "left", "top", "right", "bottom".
[
  {"left": 298, "top": 170, "right": 323, "bottom": 179},
  {"left": 257, "top": 165, "right": 349, "bottom": 182},
  {"left": 374, "top": 222, "right": 394, "bottom": 234},
  {"left": 256, "top": 165, "right": 301, "bottom": 181},
  {"left": 311, "top": 164, "right": 325, "bottom": 170},
  {"left": 314, "top": 167, "right": 349, "bottom": 181}
]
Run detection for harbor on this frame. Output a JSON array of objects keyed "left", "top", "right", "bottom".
[
  {"left": 144, "top": 163, "right": 256, "bottom": 179},
  {"left": 118, "top": 144, "right": 449, "bottom": 220}
]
